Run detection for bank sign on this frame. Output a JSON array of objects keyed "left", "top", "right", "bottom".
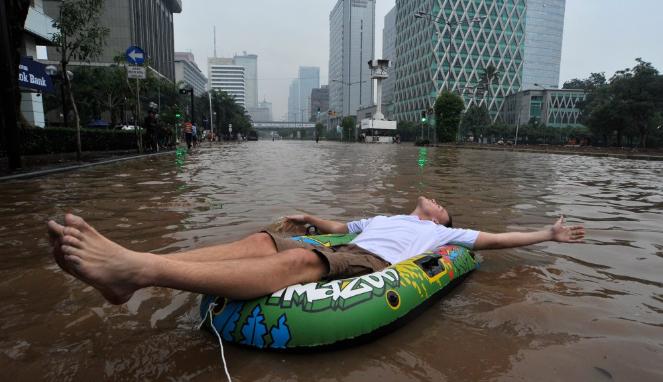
[{"left": 18, "top": 57, "right": 54, "bottom": 93}]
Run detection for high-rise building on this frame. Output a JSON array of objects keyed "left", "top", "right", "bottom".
[
  {"left": 233, "top": 52, "right": 258, "bottom": 108},
  {"left": 248, "top": 100, "right": 272, "bottom": 122},
  {"left": 287, "top": 67, "right": 320, "bottom": 121},
  {"left": 174, "top": 52, "right": 207, "bottom": 96},
  {"left": 392, "top": 0, "right": 565, "bottom": 122},
  {"left": 521, "top": 0, "right": 565, "bottom": 90},
  {"left": 208, "top": 57, "right": 246, "bottom": 107},
  {"left": 287, "top": 79, "right": 300, "bottom": 121},
  {"left": 44, "top": 0, "right": 182, "bottom": 80},
  {"left": 329, "top": 0, "right": 375, "bottom": 117},
  {"left": 382, "top": 6, "right": 397, "bottom": 113},
  {"left": 310, "top": 85, "right": 330, "bottom": 121},
  {"left": 502, "top": 88, "right": 586, "bottom": 128},
  {"left": 298, "top": 66, "right": 320, "bottom": 121}
]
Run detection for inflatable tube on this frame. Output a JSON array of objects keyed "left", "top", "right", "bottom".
[{"left": 199, "top": 233, "right": 477, "bottom": 351}]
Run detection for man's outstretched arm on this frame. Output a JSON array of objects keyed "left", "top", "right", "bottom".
[
  {"left": 474, "top": 216, "right": 585, "bottom": 250},
  {"left": 286, "top": 214, "right": 349, "bottom": 234}
]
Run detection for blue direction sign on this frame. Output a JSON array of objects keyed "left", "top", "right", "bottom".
[{"left": 125, "top": 46, "right": 145, "bottom": 65}]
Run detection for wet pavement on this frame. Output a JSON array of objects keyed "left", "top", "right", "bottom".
[{"left": 0, "top": 141, "right": 661, "bottom": 381}]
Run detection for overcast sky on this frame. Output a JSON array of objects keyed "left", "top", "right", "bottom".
[{"left": 174, "top": 0, "right": 663, "bottom": 120}]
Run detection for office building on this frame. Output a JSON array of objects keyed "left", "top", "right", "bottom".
[
  {"left": 44, "top": 0, "right": 182, "bottom": 80},
  {"left": 233, "top": 52, "right": 258, "bottom": 108},
  {"left": 298, "top": 66, "right": 320, "bottom": 121},
  {"left": 329, "top": 0, "right": 376, "bottom": 117},
  {"left": 208, "top": 57, "right": 246, "bottom": 107},
  {"left": 392, "top": 0, "right": 566, "bottom": 122},
  {"left": 248, "top": 99, "right": 272, "bottom": 122},
  {"left": 502, "top": 88, "right": 586, "bottom": 128},
  {"left": 310, "top": 85, "right": 329, "bottom": 121},
  {"left": 382, "top": 6, "right": 397, "bottom": 111},
  {"left": 287, "top": 79, "right": 300, "bottom": 121},
  {"left": 521, "top": 0, "right": 565, "bottom": 90},
  {"left": 174, "top": 52, "right": 207, "bottom": 96}
]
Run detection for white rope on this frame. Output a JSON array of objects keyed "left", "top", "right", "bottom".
[{"left": 201, "top": 302, "right": 232, "bottom": 382}]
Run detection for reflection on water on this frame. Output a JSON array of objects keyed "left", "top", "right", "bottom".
[{"left": 0, "top": 141, "right": 661, "bottom": 381}]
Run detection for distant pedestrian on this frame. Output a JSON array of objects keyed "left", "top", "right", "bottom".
[
  {"left": 143, "top": 111, "right": 159, "bottom": 152},
  {"left": 184, "top": 122, "right": 193, "bottom": 149},
  {"left": 192, "top": 124, "right": 198, "bottom": 147}
]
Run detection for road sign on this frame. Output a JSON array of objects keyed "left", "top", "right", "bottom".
[
  {"left": 125, "top": 46, "right": 145, "bottom": 65},
  {"left": 127, "top": 66, "right": 146, "bottom": 79}
]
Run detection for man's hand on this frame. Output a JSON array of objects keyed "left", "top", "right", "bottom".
[
  {"left": 551, "top": 215, "right": 585, "bottom": 243},
  {"left": 474, "top": 215, "right": 586, "bottom": 250}
]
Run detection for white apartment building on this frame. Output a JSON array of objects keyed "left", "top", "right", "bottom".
[{"left": 208, "top": 57, "right": 246, "bottom": 107}]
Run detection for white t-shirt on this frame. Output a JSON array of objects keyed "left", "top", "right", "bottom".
[{"left": 347, "top": 215, "right": 479, "bottom": 264}]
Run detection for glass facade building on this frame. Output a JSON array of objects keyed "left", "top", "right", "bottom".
[
  {"left": 329, "top": 0, "right": 376, "bottom": 117},
  {"left": 521, "top": 0, "right": 565, "bottom": 90},
  {"left": 392, "top": 0, "right": 565, "bottom": 122},
  {"left": 502, "top": 89, "right": 586, "bottom": 128},
  {"left": 44, "top": 0, "right": 182, "bottom": 81}
]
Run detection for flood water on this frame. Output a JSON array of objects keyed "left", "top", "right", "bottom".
[{"left": 1, "top": 141, "right": 661, "bottom": 381}]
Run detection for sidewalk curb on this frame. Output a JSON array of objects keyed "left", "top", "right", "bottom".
[
  {"left": 0, "top": 150, "right": 175, "bottom": 182},
  {"left": 434, "top": 144, "right": 663, "bottom": 161}
]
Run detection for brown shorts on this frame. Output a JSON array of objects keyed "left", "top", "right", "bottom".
[{"left": 262, "top": 231, "right": 391, "bottom": 280}]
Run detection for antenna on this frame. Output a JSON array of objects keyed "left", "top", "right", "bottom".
[{"left": 213, "top": 25, "right": 217, "bottom": 58}]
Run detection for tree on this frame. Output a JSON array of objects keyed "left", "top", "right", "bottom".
[
  {"left": 434, "top": 91, "right": 465, "bottom": 142},
  {"left": 460, "top": 105, "right": 491, "bottom": 141},
  {"left": 210, "top": 90, "right": 251, "bottom": 139},
  {"left": 477, "top": 63, "right": 499, "bottom": 115},
  {"left": 610, "top": 58, "right": 662, "bottom": 148},
  {"left": 562, "top": 73, "right": 606, "bottom": 90},
  {"left": 1, "top": 0, "right": 31, "bottom": 170},
  {"left": 51, "top": 0, "right": 109, "bottom": 160},
  {"left": 396, "top": 120, "right": 418, "bottom": 142},
  {"left": 341, "top": 116, "right": 355, "bottom": 142}
]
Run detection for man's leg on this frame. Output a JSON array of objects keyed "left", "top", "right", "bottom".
[
  {"left": 165, "top": 232, "right": 278, "bottom": 262},
  {"left": 47, "top": 214, "right": 327, "bottom": 304}
]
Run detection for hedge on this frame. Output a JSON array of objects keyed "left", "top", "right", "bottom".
[{"left": 16, "top": 127, "right": 144, "bottom": 155}]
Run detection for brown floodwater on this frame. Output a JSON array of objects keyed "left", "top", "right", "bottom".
[{"left": 0, "top": 141, "right": 661, "bottom": 381}]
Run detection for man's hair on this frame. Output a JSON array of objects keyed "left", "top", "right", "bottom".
[{"left": 443, "top": 214, "right": 453, "bottom": 228}]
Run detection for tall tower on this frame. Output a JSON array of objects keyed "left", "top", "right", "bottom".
[
  {"left": 382, "top": 6, "right": 397, "bottom": 115},
  {"left": 329, "top": 0, "right": 376, "bottom": 117},
  {"left": 233, "top": 53, "right": 258, "bottom": 109},
  {"left": 392, "top": 0, "right": 566, "bottom": 122},
  {"left": 521, "top": 0, "right": 566, "bottom": 89},
  {"left": 298, "top": 66, "right": 320, "bottom": 122}
]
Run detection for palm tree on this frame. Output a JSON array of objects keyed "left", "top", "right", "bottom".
[{"left": 477, "top": 64, "right": 499, "bottom": 112}]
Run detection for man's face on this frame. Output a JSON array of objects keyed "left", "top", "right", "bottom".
[{"left": 417, "top": 196, "right": 450, "bottom": 226}]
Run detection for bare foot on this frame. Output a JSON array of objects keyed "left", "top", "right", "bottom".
[{"left": 47, "top": 214, "right": 155, "bottom": 305}]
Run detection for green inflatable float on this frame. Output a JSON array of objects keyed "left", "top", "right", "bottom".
[{"left": 199, "top": 233, "right": 477, "bottom": 350}]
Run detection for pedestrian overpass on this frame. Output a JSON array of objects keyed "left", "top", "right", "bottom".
[
  {"left": 252, "top": 122, "right": 315, "bottom": 129},
  {"left": 251, "top": 121, "right": 316, "bottom": 139}
]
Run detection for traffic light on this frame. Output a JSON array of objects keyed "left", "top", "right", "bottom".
[
  {"left": 179, "top": 88, "right": 191, "bottom": 95},
  {"left": 175, "top": 112, "right": 182, "bottom": 119},
  {"left": 421, "top": 111, "right": 427, "bottom": 123}
]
